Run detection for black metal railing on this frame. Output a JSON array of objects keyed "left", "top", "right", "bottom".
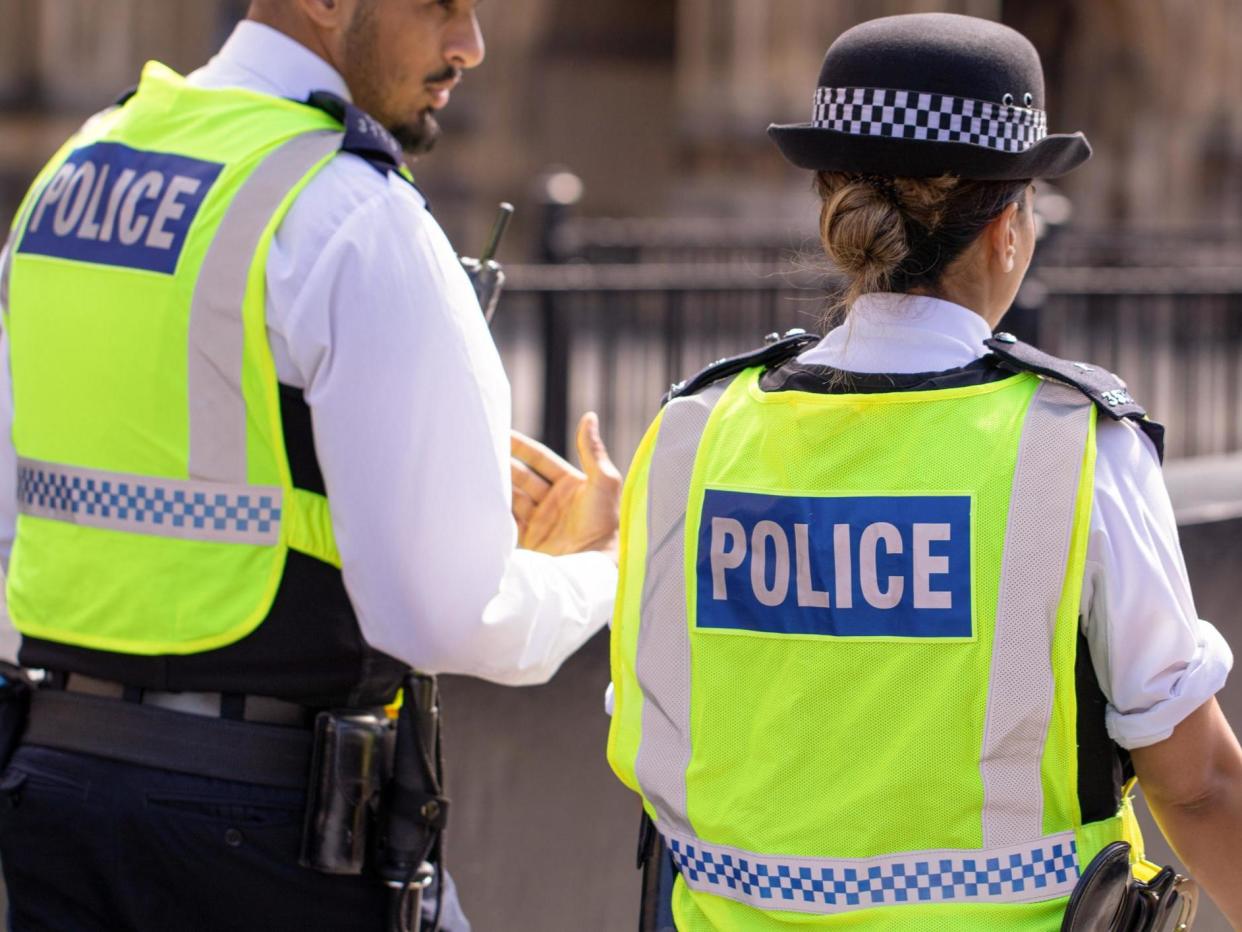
[
  {"left": 493, "top": 261, "right": 1242, "bottom": 469},
  {"left": 550, "top": 214, "right": 1242, "bottom": 270}
]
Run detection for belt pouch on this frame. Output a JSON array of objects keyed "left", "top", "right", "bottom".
[
  {"left": 0, "top": 663, "right": 32, "bottom": 770},
  {"left": 1062, "top": 842, "right": 1199, "bottom": 932},
  {"left": 299, "top": 710, "right": 393, "bottom": 875}
]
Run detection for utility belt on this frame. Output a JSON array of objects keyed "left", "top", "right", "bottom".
[
  {"left": 0, "top": 664, "right": 448, "bottom": 932},
  {"left": 26, "top": 677, "right": 314, "bottom": 788}
]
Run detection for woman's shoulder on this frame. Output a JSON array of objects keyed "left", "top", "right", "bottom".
[
  {"left": 985, "top": 334, "right": 1165, "bottom": 462},
  {"left": 663, "top": 329, "right": 819, "bottom": 405}
]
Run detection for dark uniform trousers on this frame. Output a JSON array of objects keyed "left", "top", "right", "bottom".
[{"left": 0, "top": 746, "right": 470, "bottom": 932}]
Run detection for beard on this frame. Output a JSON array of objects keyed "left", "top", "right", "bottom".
[
  {"left": 389, "top": 109, "right": 441, "bottom": 156},
  {"left": 342, "top": 5, "right": 443, "bottom": 156}
]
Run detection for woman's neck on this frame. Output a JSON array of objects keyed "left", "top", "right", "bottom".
[{"left": 908, "top": 278, "right": 1007, "bottom": 330}]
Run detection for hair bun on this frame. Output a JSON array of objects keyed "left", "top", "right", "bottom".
[
  {"left": 814, "top": 171, "right": 1025, "bottom": 312},
  {"left": 816, "top": 177, "right": 909, "bottom": 294}
]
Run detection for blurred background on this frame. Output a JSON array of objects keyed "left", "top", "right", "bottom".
[{"left": 0, "top": 1, "right": 1239, "bottom": 929}]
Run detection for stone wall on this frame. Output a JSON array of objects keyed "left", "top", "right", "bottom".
[
  {"left": 4, "top": 1, "right": 1240, "bottom": 240},
  {"left": 1008, "top": 0, "right": 1242, "bottom": 230}
]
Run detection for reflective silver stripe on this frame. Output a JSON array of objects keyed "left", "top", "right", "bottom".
[
  {"left": 633, "top": 382, "right": 730, "bottom": 836},
  {"left": 1, "top": 197, "right": 35, "bottom": 315},
  {"left": 0, "top": 234, "right": 13, "bottom": 314},
  {"left": 187, "top": 130, "right": 343, "bottom": 482},
  {"left": 981, "top": 380, "right": 1093, "bottom": 847},
  {"left": 665, "top": 827, "right": 1080, "bottom": 914},
  {"left": 17, "top": 457, "right": 281, "bottom": 546}
]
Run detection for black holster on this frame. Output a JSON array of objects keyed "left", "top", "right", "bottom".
[
  {"left": 0, "top": 663, "right": 33, "bottom": 772},
  {"left": 299, "top": 709, "right": 393, "bottom": 875},
  {"left": 1061, "top": 842, "right": 1199, "bottom": 931},
  {"left": 376, "top": 673, "right": 450, "bottom": 932},
  {"left": 297, "top": 674, "right": 449, "bottom": 932}
]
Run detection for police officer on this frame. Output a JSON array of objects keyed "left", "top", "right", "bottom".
[
  {"left": 0, "top": 1, "right": 621, "bottom": 929},
  {"left": 608, "top": 13, "right": 1242, "bottom": 930}
]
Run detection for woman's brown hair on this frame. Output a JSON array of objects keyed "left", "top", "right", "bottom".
[{"left": 815, "top": 172, "right": 1031, "bottom": 313}]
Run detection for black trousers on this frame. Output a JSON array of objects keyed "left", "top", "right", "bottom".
[{"left": 0, "top": 746, "right": 470, "bottom": 932}]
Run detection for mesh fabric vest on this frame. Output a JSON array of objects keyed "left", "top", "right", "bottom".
[
  {"left": 609, "top": 366, "right": 1143, "bottom": 930},
  {"left": 3, "top": 63, "right": 363, "bottom": 665}
]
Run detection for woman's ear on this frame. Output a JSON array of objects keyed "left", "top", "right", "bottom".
[{"left": 987, "top": 201, "right": 1020, "bottom": 274}]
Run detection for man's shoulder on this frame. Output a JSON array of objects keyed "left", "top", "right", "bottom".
[
  {"left": 296, "top": 152, "right": 425, "bottom": 225},
  {"left": 277, "top": 152, "right": 431, "bottom": 263}
]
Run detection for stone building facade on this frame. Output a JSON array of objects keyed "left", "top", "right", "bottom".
[{"left": 1, "top": 0, "right": 1239, "bottom": 242}]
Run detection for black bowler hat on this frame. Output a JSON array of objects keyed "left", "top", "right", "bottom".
[{"left": 769, "top": 13, "right": 1091, "bottom": 180}]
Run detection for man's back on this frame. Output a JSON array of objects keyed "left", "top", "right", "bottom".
[{"left": 0, "top": 6, "right": 621, "bottom": 930}]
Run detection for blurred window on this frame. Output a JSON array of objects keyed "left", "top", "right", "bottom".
[{"left": 542, "top": 0, "right": 675, "bottom": 60}]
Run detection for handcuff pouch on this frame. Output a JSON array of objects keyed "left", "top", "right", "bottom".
[{"left": 1061, "top": 842, "right": 1199, "bottom": 931}]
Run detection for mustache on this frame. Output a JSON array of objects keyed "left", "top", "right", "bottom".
[{"left": 424, "top": 65, "right": 461, "bottom": 85}]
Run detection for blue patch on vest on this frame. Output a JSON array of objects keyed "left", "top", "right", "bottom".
[
  {"left": 696, "top": 490, "right": 972, "bottom": 638},
  {"left": 17, "top": 142, "right": 224, "bottom": 275}
]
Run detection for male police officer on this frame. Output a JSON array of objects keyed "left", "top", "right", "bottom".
[{"left": 0, "top": 1, "right": 621, "bottom": 929}]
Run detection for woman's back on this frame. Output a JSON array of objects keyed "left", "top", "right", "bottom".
[
  {"left": 607, "top": 11, "right": 1240, "bottom": 930},
  {"left": 615, "top": 346, "right": 1113, "bottom": 930}
]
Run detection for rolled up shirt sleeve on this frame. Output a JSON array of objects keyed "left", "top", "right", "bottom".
[
  {"left": 1082, "top": 418, "right": 1233, "bottom": 750},
  {"left": 272, "top": 167, "right": 614, "bottom": 687}
]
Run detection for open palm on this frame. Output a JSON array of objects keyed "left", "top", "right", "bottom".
[{"left": 510, "top": 413, "right": 622, "bottom": 561}]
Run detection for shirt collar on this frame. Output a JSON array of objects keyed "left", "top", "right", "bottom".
[
  {"left": 192, "top": 20, "right": 351, "bottom": 103},
  {"left": 798, "top": 293, "right": 996, "bottom": 375}
]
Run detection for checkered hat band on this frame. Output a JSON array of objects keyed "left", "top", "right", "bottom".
[
  {"left": 17, "top": 457, "right": 282, "bottom": 546},
  {"left": 812, "top": 87, "right": 1049, "bottom": 154},
  {"left": 666, "top": 829, "right": 1080, "bottom": 915}
]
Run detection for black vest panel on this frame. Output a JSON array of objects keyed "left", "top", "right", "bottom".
[{"left": 19, "top": 385, "right": 408, "bottom": 708}]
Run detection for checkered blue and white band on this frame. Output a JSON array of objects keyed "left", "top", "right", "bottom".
[
  {"left": 813, "top": 87, "right": 1048, "bottom": 153},
  {"left": 666, "top": 829, "right": 1080, "bottom": 914},
  {"left": 17, "top": 457, "right": 282, "bottom": 546}
]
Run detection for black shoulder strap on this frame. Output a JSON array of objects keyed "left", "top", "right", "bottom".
[
  {"left": 984, "top": 333, "right": 1166, "bottom": 461},
  {"left": 664, "top": 330, "right": 821, "bottom": 406},
  {"left": 304, "top": 91, "right": 416, "bottom": 187}
]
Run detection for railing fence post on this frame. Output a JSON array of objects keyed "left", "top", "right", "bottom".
[{"left": 535, "top": 168, "right": 583, "bottom": 454}]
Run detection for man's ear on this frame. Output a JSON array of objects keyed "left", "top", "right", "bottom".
[
  {"left": 296, "top": 0, "right": 351, "bottom": 29},
  {"left": 987, "top": 201, "right": 1020, "bottom": 275}
]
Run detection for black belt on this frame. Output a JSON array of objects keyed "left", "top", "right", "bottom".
[
  {"left": 23, "top": 689, "right": 313, "bottom": 790},
  {"left": 50, "top": 672, "right": 312, "bottom": 726}
]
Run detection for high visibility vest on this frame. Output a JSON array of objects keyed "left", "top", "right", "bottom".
[
  {"left": 2, "top": 62, "right": 367, "bottom": 657},
  {"left": 608, "top": 362, "right": 1148, "bottom": 930}
]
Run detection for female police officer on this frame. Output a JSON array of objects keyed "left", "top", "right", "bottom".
[{"left": 607, "top": 12, "right": 1242, "bottom": 930}]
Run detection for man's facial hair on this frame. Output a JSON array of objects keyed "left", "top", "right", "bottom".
[{"left": 342, "top": 6, "right": 441, "bottom": 155}]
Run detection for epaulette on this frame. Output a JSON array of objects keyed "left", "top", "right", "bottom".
[
  {"left": 984, "top": 333, "right": 1166, "bottom": 461},
  {"left": 663, "top": 329, "right": 821, "bottom": 406},
  {"left": 305, "top": 91, "right": 419, "bottom": 191}
]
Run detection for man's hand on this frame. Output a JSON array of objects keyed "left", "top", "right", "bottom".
[{"left": 511, "top": 413, "right": 622, "bottom": 563}]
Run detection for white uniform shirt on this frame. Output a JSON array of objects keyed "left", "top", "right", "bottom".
[
  {"left": 800, "top": 292, "right": 1232, "bottom": 749},
  {"left": 0, "top": 21, "right": 616, "bottom": 686}
]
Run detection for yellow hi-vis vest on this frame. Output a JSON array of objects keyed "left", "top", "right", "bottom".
[
  {"left": 608, "top": 362, "right": 1147, "bottom": 930},
  {"left": 1, "top": 62, "right": 360, "bottom": 655}
]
